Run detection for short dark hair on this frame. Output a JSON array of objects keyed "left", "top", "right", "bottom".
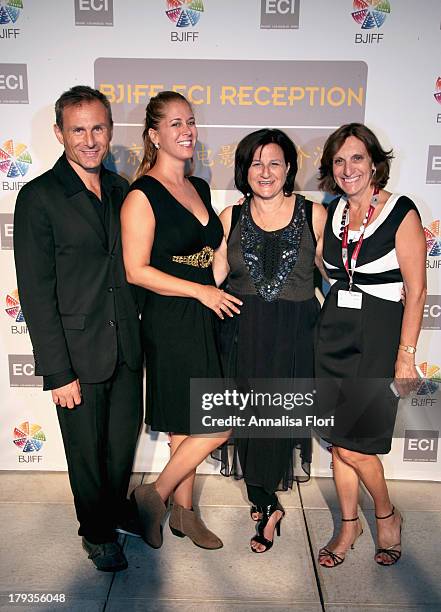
[
  {"left": 234, "top": 128, "right": 298, "bottom": 197},
  {"left": 318, "top": 123, "right": 393, "bottom": 194},
  {"left": 55, "top": 85, "right": 113, "bottom": 130}
]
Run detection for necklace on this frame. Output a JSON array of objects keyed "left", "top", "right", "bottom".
[
  {"left": 338, "top": 188, "right": 379, "bottom": 238},
  {"left": 340, "top": 187, "right": 379, "bottom": 291}
]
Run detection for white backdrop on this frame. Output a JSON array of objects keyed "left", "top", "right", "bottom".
[{"left": 0, "top": 0, "right": 440, "bottom": 480}]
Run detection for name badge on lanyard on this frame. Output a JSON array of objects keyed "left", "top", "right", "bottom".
[
  {"left": 337, "top": 289, "right": 362, "bottom": 309},
  {"left": 338, "top": 188, "right": 378, "bottom": 310}
]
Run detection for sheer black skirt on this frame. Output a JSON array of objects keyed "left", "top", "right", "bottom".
[{"left": 214, "top": 293, "right": 320, "bottom": 495}]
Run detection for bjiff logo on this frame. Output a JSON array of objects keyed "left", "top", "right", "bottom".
[
  {"left": 5, "top": 289, "right": 24, "bottom": 322},
  {"left": 166, "top": 0, "right": 204, "bottom": 27},
  {"left": 13, "top": 421, "right": 46, "bottom": 452},
  {"left": 351, "top": 0, "right": 390, "bottom": 29},
  {"left": 0, "top": 0, "right": 22, "bottom": 24}
]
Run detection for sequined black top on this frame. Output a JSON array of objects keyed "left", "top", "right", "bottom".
[{"left": 226, "top": 195, "right": 316, "bottom": 302}]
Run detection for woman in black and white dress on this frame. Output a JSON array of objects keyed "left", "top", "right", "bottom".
[{"left": 315, "top": 123, "right": 426, "bottom": 567}]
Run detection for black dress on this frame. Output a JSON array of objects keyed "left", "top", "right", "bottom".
[
  {"left": 315, "top": 194, "right": 419, "bottom": 454},
  {"left": 219, "top": 196, "right": 320, "bottom": 494},
  {"left": 128, "top": 175, "right": 224, "bottom": 433}
]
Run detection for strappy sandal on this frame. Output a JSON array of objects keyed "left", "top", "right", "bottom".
[
  {"left": 375, "top": 505, "right": 403, "bottom": 566},
  {"left": 250, "top": 501, "right": 285, "bottom": 553},
  {"left": 318, "top": 516, "right": 363, "bottom": 568},
  {"left": 250, "top": 505, "right": 262, "bottom": 521}
]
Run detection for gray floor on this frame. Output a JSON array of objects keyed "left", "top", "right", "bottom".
[{"left": 0, "top": 473, "right": 440, "bottom": 612}]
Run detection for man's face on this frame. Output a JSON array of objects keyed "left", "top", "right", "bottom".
[{"left": 54, "top": 100, "right": 112, "bottom": 175}]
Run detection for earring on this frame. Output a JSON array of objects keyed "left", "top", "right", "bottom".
[
  {"left": 372, "top": 166, "right": 376, "bottom": 176},
  {"left": 154, "top": 142, "right": 160, "bottom": 150}
]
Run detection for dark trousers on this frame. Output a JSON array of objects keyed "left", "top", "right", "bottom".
[
  {"left": 246, "top": 484, "right": 278, "bottom": 509},
  {"left": 57, "top": 363, "right": 143, "bottom": 543}
]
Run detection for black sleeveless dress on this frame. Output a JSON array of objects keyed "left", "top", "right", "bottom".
[
  {"left": 218, "top": 195, "right": 320, "bottom": 493},
  {"left": 128, "top": 175, "right": 224, "bottom": 433},
  {"left": 315, "top": 194, "right": 419, "bottom": 454}
]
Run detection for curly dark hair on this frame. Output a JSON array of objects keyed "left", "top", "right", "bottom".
[
  {"left": 234, "top": 128, "right": 298, "bottom": 197},
  {"left": 318, "top": 123, "right": 394, "bottom": 194}
]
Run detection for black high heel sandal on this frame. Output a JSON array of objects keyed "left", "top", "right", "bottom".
[
  {"left": 250, "top": 505, "right": 262, "bottom": 521},
  {"left": 250, "top": 501, "right": 285, "bottom": 553},
  {"left": 318, "top": 516, "right": 363, "bottom": 568},
  {"left": 375, "top": 505, "right": 403, "bottom": 566}
]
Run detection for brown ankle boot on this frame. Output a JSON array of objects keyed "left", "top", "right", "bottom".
[
  {"left": 169, "top": 503, "right": 223, "bottom": 550},
  {"left": 131, "top": 483, "right": 167, "bottom": 549}
]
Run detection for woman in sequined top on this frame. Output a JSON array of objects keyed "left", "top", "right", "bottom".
[{"left": 213, "top": 129, "right": 327, "bottom": 553}]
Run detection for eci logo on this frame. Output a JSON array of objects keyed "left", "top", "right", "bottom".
[
  {"left": 260, "top": 0, "right": 300, "bottom": 30},
  {"left": 0, "top": 0, "right": 22, "bottom": 39},
  {"left": 0, "top": 63, "right": 28, "bottom": 104},
  {"left": 13, "top": 421, "right": 46, "bottom": 463},
  {"left": 0, "top": 212, "right": 13, "bottom": 250},
  {"left": 352, "top": 0, "right": 390, "bottom": 44},
  {"left": 166, "top": 0, "right": 203, "bottom": 43},
  {"left": 422, "top": 296, "right": 441, "bottom": 330},
  {"left": 0, "top": 138, "right": 31, "bottom": 191},
  {"left": 74, "top": 0, "right": 114, "bottom": 27},
  {"left": 8, "top": 355, "right": 42, "bottom": 387},
  {"left": 426, "top": 146, "right": 441, "bottom": 184},
  {"left": 403, "top": 430, "right": 439, "bottom": 462},
  {"left": 424, "top": 220, "right": 441, "bottom": 270}
]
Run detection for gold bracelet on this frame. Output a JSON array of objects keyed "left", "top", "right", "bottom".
[{"left": 398, "top": 344, "right": 416, "bottom": 354}]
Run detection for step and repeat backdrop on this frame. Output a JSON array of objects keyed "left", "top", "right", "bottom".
[{"left": 0, "top": 0, "right": 440, "bottom": 479}]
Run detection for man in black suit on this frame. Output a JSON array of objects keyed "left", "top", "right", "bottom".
[{"left": 14, "top": 86, "right": 143, "bottom": 572}]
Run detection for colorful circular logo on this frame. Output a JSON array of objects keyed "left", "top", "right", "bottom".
[
  {"left": 5, "top": 289, "right": 24, "bottom": 322},
  {"left": 13, "top": 422, "right": 46, "bottom": 452},
  {"left": 424, "top": 220, "right": 441, "bottom": 257},
  {"left": 0, "top": 140, "right": 32, "bottom": 178},
  {"left": 417, "top": 362, "right": 440, "bottom": 396},
  {"left": 0, "top": 0, "right": 23, "bottom": 24},
  {"left": 434, "top": 77, "right": 441, "bottom": 105},
  {"left": 351, "top": 0, "right": 390, "bottom": 29},
  {"left": 165, "top": 0, "right": 204, "bottom": 28}
]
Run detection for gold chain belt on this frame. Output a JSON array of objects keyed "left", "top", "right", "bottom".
[{"left": 172, "top": 245, "right": 214, "bottom": 268}]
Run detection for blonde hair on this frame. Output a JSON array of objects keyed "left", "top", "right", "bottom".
[{"left": 135, "top": 91, "right": 193, "bottom": 179}]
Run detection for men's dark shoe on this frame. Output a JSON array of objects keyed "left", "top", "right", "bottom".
[
  {"left": 116, "top": 498, "right": 142, "bottom": 538},
  {"left": 82, "top": 537, "right": 128, "bottom": 572}
]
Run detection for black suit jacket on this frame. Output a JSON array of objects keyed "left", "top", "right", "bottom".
[{"left": 14, "top": 155, "right": 142, "bottom": 385}]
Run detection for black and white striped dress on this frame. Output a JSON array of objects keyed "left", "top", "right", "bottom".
[{"left": 315, "top": 194, "right": 419, "bottom": 454}]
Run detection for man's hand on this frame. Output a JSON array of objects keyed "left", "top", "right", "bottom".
[{"left": 51, "top": 379, "right": 82, "bottom": 409}]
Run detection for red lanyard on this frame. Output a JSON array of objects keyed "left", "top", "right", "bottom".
[{"left": 341, "top": 188, "right": 379, "bottom": 291}]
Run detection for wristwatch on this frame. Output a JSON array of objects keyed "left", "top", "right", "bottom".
[{"left": 399, "top": 344, "right": 416, "bottom": 354}]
